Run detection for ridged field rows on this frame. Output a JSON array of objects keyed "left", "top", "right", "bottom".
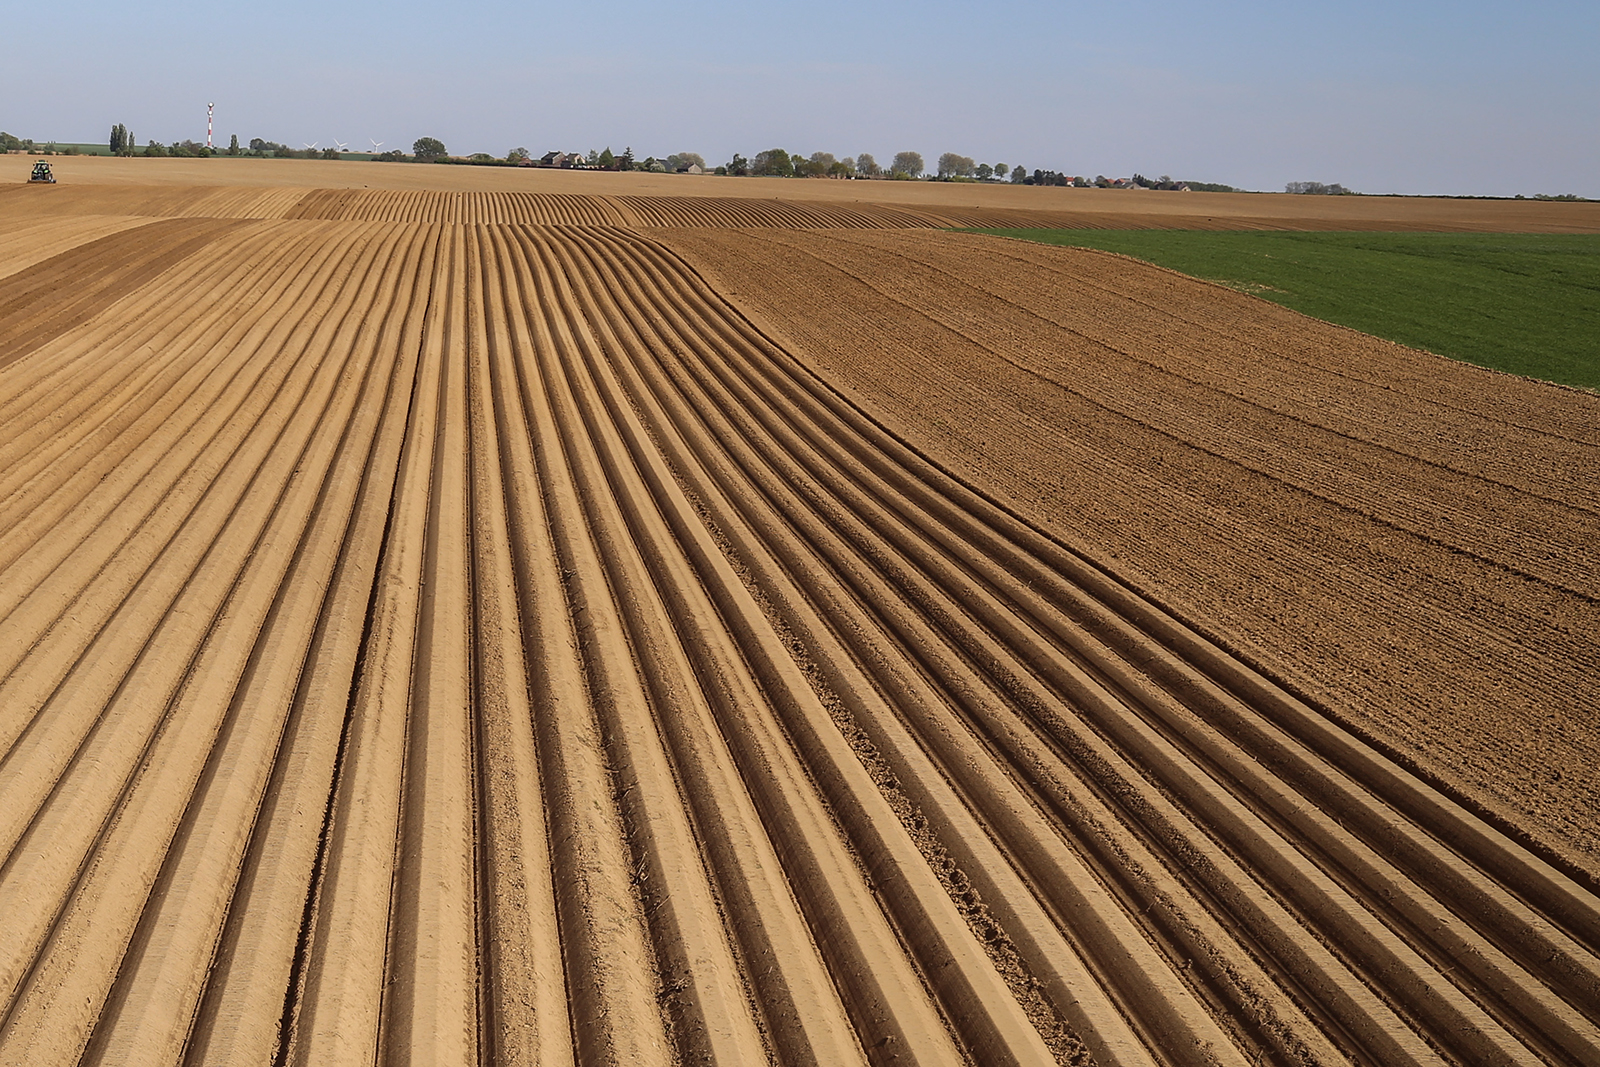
[
  {"left": 653, "top": 227, "right": 1600, "bottom": 866},
  {"left": 1, "top": 217, "right": 1597, "bottom": 1067},
  {"left": 276, "top": 189, "right": 1095, "bottom": 230}
]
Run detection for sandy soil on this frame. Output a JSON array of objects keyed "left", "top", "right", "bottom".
[{"left": 0, "top": 175, "right": 1596, "bottom": 1066}]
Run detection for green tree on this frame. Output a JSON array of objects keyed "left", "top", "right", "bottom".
[
  {"left": 598, "top": 146, "right": 616, "bottom": 169},
  {"left": 228, "top": 133, "right": 240, "bottom": 156},
  {"left": 994, "top": 162, "right": 1008, "bottom": 180},
  {"left": 109, "top": 124, "right": 127, "bottom": 153},
  {"left": 855, "top": 153, "right": 880, "bottom": 178},
  {"left": 1011, "top": 163, "right": 1027, "bottom": 184},
  {"left": 752, "top": 148, "right": 793, "bottom": 176},
  {"left": 413, "top": 136, "right": 447, "bottom": 161},
  {"left": 890, "top": 151, "right": 923, "bottom": 178},
  {"left": 795, "top": 150, "right": 834, "bottom": 177},
  {"left": 725, "top": 153, "right": 750, "bottom": 176},
  {"left": 0, "top": 132, "right": 22, "bottom": 153},
  {"left": 936, "top": 152, "right": 974, "bottom": 179},
  {"left": 975, "top": 162, "right": 993, "bottom": 181},
  {"left": 507, "top": 146, "right": 530, "bottom": 163},
  {"left": 143, "top": 140, "right": 168, "bottom": 157}
]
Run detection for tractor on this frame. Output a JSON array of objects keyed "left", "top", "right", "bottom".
[{"left": 29, "top": 160, "right": 55, "bottom": 184}]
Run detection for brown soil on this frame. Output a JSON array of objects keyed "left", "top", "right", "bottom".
[{"left": 0, "top": 174, "right": 1596, "bottom": 1067}]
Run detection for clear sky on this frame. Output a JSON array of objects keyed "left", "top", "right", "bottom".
[{"left": 8, "top": 0, "right": 1597, "bottom": 197}]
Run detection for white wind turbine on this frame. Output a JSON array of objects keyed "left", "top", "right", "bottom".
[
  {"left": 333, "top": 139, "right": 349, "bottom": 152},
  {"left": 302, "top": 141, "right": 318, "bottom": 150},
  {"left": 370, "top": 138, "right": 384, "bottom": 152}
]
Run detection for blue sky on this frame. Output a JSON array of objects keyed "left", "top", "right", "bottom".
[{"left": 8, "top": 0, "right": 1597, "bottom": 196}]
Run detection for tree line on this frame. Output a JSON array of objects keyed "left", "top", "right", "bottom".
[
  {"left": 1285, "top": 181, "right": 1354, "bottom": 195},
  {"left": 58, "top": 124, "right": 1243, "bottom": 194}
]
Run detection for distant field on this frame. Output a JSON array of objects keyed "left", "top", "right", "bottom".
[{"left": 976, "top": 229, "right": 1600, "bottom": 390}]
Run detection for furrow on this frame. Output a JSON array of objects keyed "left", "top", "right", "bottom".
[
  {"left": 630, "top": 235, "right": 1593, "bottom": 1067},
  {"left": 539, "top": 226, "right": 1058, "bottom": 1067},
  {"left": 181, "top": 225, "right": 439, "bottom": 1067},
  {"left": 0, "top": 222, "right": 404, "bottom": 1061},
  {"left": 467, "top": 225, "right": 574, "bottom": 1067},
  {"left": 79, "top": 222, "right": 431, "bottom": 1067},
  {"left": 562, "top": 226, "right": 1265, "bottom": 1067},
  {"left": 282, "top": 224, "right": 454, "bottom": 1067}
]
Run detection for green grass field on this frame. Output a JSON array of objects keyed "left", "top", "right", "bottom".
[{"left": 973, "top": 229, "right": 1600, "bottom": 390}]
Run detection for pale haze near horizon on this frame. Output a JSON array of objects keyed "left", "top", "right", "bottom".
[{"left": 7, "top": 0, "right": 1597, "bottom": 198}]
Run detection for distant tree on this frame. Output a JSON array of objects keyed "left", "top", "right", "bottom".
[
  {"left": 586, "top": 149, "right": 600, "bottom": 165},
  {"left": 323, "top": 147, "right": 342, "bottom": 160},
  {"left": 1010, "top": 163, "right": 1027, "bottom": 183},
  {"left": 619, "top": 146, "right": 636, "bottom": 170},
  {"left": 413, "top": 136, "right": 447, "bottom": 161},
  {"left": 376, "top": 150, "right": 407, "bottom": 162},
  {"left": 598, "top": 146, "right": 616, "bottom": 169},
  {"left": 666, "top": 151, "right": 706, "bottom": 172},
  {"left": 469, "top": 152, "right": 496, "bottom": 163},
  {"left": 228, "top": 133, "right": 240, "bottom": 156},
  {"left": 725, "top": 152, "right": 750, "bottom": 176},
  {"left": 936, "top": 152, "right": 975, "bottom": 179},
  {"left": 975, "top": 162, "right": 993, "bottom": 181},
  {"left": 143, "top": 140, "right": 168, "bottom": 157},
  {"left": 109, "top": 123, "right": 128, "bottom": 153},
  {"left": 994, "top": 162, "right": 1008, "bottom": 180},
  {"left": 890, "top": 151, "right": 924, "bottom": 178},
  {"left": 752, "top": 148, "right": 794, "bottom": 176},
  {"left": 507, "top": 146, "right": 530, "bottom": 163},
  {"left": 0, "top": 131, "right": 22, "bottom": 153},
  {"left": 796, "top": 150, "right": 835, "bottom": 177},
  {"left": 1286, "top": 181, "right": 1350, "bottom": 195},
  {"left": 828, "top": 159, "right": 852, "bottom": 178},
  {"left": 855, "top": 153, "right": 880, "bottom": 178}
]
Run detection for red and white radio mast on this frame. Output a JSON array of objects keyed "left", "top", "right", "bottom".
[{"left": 207, "top": 103, "right": 214, "bottom": 150}]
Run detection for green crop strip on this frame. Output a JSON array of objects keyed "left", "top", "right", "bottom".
[{"left": 970, "top": 229, "right": 1600, "bottom": 390}]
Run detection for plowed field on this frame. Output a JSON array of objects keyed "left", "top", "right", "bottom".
[{"left": 2, "top": 178, "right": 1597, "bottom": 1067}]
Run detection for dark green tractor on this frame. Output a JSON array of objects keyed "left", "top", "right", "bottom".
[{"left": 29, "top": 160, "right": 55, "bottom": 183}]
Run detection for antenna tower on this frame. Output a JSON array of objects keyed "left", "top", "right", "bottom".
[{"left": 207, "top": 103, "right": 215, "bottom": 150}]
